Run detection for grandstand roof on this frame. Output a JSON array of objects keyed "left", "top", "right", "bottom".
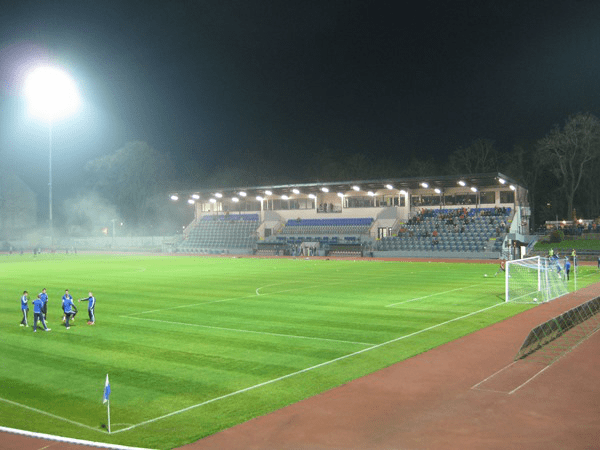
[{"left": 171, "top": 172, "right": 522, "bottom": 199}]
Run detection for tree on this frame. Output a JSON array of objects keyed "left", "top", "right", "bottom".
[
  {"left": 85, "top": 141, "right": 177, "bottom": 229},
  {"left": 448, "top": 139, "right": 499, "bottom": 174},
  {"left": 537, "top": 113, "right": 600, "bottom": 220}
]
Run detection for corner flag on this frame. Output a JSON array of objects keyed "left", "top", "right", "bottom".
[{"left": 103, "top": 374, "right": 111, "bottom": 404}]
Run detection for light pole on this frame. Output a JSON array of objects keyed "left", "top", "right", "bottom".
[{"left": 24, "top": 65, "right": 80, "bottom": 246}]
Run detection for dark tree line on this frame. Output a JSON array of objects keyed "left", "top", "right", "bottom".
[{"left": 63, "top": 113, "right": 600, "bottom": 235}]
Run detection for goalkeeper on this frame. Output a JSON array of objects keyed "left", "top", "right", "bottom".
[{"left": 494, "top": 260, "right": 506, "bottom": 277}]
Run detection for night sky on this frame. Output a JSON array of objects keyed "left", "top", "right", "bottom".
[{"left": 2, "top": 0, "right": 600, "bottom": 202}]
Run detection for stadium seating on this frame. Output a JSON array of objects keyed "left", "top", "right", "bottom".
[
  {"left": 177, "top": 214, "right": 259, "bottom": 253},
  {"left": 376, "top": 207, "right": 512, "bottom": 255}
]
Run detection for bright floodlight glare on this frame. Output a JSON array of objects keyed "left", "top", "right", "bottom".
[
  {"left": 239, "top": 191, "right": 247, "bottom": 197},
  {"left": 434, "top": 188, "right": 441, "bottom": 194},
  {"left": 385, "top": 184, "right": 393, "bottom": 190},
  {"left": 24, "top": 66, "right": 80, "bottom": 121},
  {"left": 281, "top": 195, "right": 289, "bottom": 200},
  {"left": 308, "top": 194, "right": 316, "bottom": 199},
  {"left": 509, "top": 185, "right": 516, "bottom": 191},
  {"left": 209, "top": 198, "right": 216, "bottom": 203},
  {"left": 292, "top": 188, "right": 300, "bottom": 194},
  {"left": 399, "top": 189, "right": 407, "bottom": 195},
  {"left": 170, "top": 195, "right": 179, "bottom": 201},
  {"left": 470, "top": 186, "right": 478, "bottom": 192},
  {"left": 458, "top": 180, "right": 466, "bottom": 186},
  {"left": 215, "top": 192, "right": 223, "bottom": 198},
  {"left": 265, "top": 190, "right": 272, "bottom": 196},
  {"left": 321, "top": 187, "right": 329, "bottom": 193},
  {"left": 367, "top": 191, "right": 375, "bottom": 196},
  {"left": 421, "top": 182, "right": 429, "bottom": 188},
  {"left": 352, "top": 185, "right": 360, "bottom": 191},
  {"left": 187, "top": 199, "right": 195, "bottom": 205},
  {"left": 191, "top": 194, "right": 200, "bottom": 200},
  {"left": 337, "top": 192, "right": 344, "bottom": 198},
  {"left": 498, "top": 178, "right": 506, "bottom": 184},
  {"left": 256, "top": 196, "right": 263, "bottom": 201},
  {"left": 232, "top": 197, "right": 239, "bottom": 202}
]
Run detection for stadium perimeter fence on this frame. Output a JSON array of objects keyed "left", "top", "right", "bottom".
[{"left": 514, "top": 297, "right": 600, "bottom": 361}]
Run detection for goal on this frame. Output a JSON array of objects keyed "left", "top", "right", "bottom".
[{"left": 505, "top": 255, "right": 568, "bottom": 303}]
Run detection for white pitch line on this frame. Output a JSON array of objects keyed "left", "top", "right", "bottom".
[
  {"left": 386, "top": 283, "right": 482, "bottom": 307},
  {"left": 0, "top": 397, "right": 102, "bottom": 433},
  {"left": 124, "top": 316, "right": 375, "bottom": 346},
  {"left": 112, "top": 301, "right": 505, "bottom": 434}
]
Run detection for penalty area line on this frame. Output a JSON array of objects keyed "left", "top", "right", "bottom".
[
  {"left": 113, "top": 301, "right": 505, "bottom": 434},
  {"left": 386, "top": 284, "right": 482, "bottom": 307}
]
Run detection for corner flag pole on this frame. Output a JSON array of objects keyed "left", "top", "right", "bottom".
[{"left": 103, "top": 374, "right": 111, "bottom": 434}]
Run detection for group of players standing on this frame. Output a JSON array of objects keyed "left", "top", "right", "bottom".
[{"left": 19, "top": 289, "right": 96, "bottom": 332}]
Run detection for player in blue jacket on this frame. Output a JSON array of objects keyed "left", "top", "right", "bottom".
[
  {"left": 32, "top": 294, "right": 51, "bottom": 332},
  {"left": 39, "top": 288, "right": 49, "bottom": 321},
  {"left": 62, "top": 290, "right": 77, "bottom": 323},
  {"left": 565, "top": 258, "right": 571, "bottom": 281},
  {"left": 20, "top": 291, "right": 29, "bottom": 327},
  {"left": 78, "top": 291, "right": 96, "bottom": 325},
  {"left": 62, "top": 291, "right": 76, "bottom": 329}
]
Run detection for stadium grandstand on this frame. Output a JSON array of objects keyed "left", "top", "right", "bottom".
[{"left": 170, "top": 172, "right": 530, "bottom": 259}]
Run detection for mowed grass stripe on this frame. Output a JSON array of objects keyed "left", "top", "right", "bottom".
[{"left": 2, "top": 255, "right": 598, "bottom": 448}]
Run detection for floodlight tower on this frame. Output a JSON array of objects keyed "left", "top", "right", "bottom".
[{"left": 24, "top": 65, "right": 80, "bottom": 246}]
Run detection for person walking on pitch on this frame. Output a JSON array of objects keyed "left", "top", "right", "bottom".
[
  {"left": 63, "top": 291, "right": 76, "bottom": 329},
  {"left": 39, "top": 288, "right": 49, "bottom": 321},
  {"left": 20, "top": 291, "right": 29, "bottom": 327},
  {"left": 494, "top": 260, "right": 506, "bottom": 277},
  {"left": 32, "top": 294, "right": 51, "bottom": 332},
  {"left": 78, "top": 291, "right": 96, "bottom": 325},
  {"left": 62, "top": 290, "right": 77, "bottom": 323}
]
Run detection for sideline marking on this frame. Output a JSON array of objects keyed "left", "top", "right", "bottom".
[
  {"left": 112, "top": 302, "right": 505, "bottom": 434},
  {"left": 386, "top": 284, "right": 482, "bottom": 307},
  {"left": 124, "top": 316, "right": 375, "bottom": 346},
  {"left": 0, "top": 425, "right": 151, "bottom": 449},
  {"left": 0, "top": 398, "right": 102, "bottom": 433},
  {"left": 471, "top": 361, "right": 517, "bottom": 392}
]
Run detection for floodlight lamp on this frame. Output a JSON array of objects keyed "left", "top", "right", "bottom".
[
  {"left": 170, "top": 194, "right": 179, "bottom": 201},
  {"left": 367, "top": 191, "right": 375, "bottom": 196},
  {"left": 399, "top": 190, "right": 407, "bottom": 195},
  {"left": 281, "top": 195, "right": 289, "bottom": 200},
  {"left": 187, "top": 199, "right": 195, "bottom": 205},
  {"left": 498, "top": 178, "right": 506, "bottom": 185},
  {"left": 352, "top": 185, "right": 360, "bottom": 191},
  {"left": 265, "top": 190, "right": 272, "bottom": 196},
  {"left": 470, "top": 186, "right": 478, "bottom": 192},
  {"left": 386, "top": 184, "right": 394, "bottom": 190},
  {"left": 321, "top": 187, "right": 329, "bottom": 193},
  {"left": 191, "top": 194, "right": 200, "bottom": 200},
  {"left": 209, "top": 198, "right": 216, "bottom": 203},
  {"left": 292, "top": 188, "right": 300, "bottom": 195},
  {"left": 509, "top": 185, "right": 516, "bottom": 191},
  {"left": 458, "top": 180, "right": 466, "bottom": 187},
  {"left": 256, "top": 196, "right": 263, "bottom": 201},
  {"left": 239, "top": 191, "right": 247, "bottom": 197},
  {"left": 232, "top": 197, "right": 239, "bottom": 202},
  {"left": 421, "top": 182, "right": 429, "bottom": 188},
  {"left": 337, "top": 192, "right": 344, "bottom": 198},
  {"left": 215, "top": 192, "right": 223, "bottom": 198},
  {"left": 434, "top": 188, "right": 441, "bottom": 194},
  {"left": 24, "top": 66, "right": 81, "bottom": 121},
  {"left": 308, "top": 194, "right": 316, "bottom": 199}
]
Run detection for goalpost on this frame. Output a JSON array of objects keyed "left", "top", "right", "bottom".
[{"left": 505, "top": 255, "right": 569, "bottom": 303}]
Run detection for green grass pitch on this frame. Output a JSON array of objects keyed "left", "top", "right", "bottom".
[{"left": 1, "top": 254, "right": 599, "bottom": 449}]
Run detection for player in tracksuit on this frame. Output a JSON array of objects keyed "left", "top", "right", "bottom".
[
  {"left": 63, "top": 292, "right": 76, "bottom": 329},
  {"left": 39, "top": 288, "right": 48, "bottom": 321},
  {"left": 20, "top": 291, "right": 29, "bottom": 327},
  {"left": 78, "top": 292, "right": 96, "bottom": 325},
  {"left": 32, "top": 294, "right": 51, "bottom": 332},
  {"left": 62, "top": 290, "right": 77, "bottom": 323}
]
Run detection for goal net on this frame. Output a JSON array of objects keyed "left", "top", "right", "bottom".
[{"left": 505, "top": 255, "right": 569, "bottom": 303}]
